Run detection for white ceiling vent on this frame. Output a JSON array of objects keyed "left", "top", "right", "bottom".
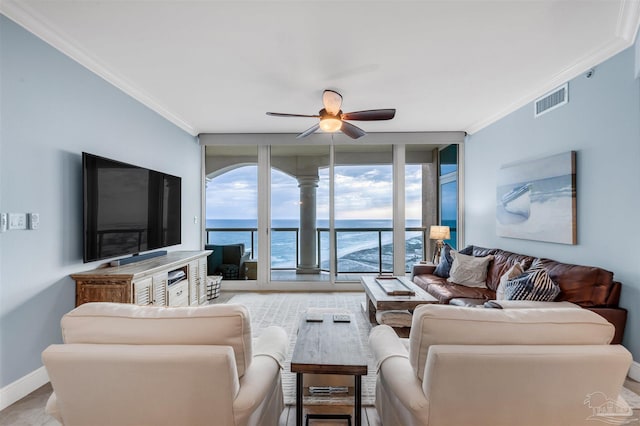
[{"left": 534, "top": 83, "right": 568, "bottom": 117}]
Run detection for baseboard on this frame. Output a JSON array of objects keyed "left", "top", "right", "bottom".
[
  {"left": 0, "top": 366, "right": 49, "bottom": 411},
  {"left": 630, "top": 360, "right": 640, "bottom": 382}
]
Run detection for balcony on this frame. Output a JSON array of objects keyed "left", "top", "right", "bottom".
[{"left": 205, "top": 225, "right": 451, "bottom": 279}]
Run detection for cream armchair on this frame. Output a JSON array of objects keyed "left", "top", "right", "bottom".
[
  {"left": 42, "top": 303, "right": 287, "bottom": 426},
  {"left": 369, "top": 304, "right": 632, "bottom": 426}
]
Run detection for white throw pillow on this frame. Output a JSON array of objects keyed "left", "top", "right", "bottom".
[
  {"left": 447, "top": 251, "right": 495, "bottom": 288},
  {"left": 496, "top": 261, "right": 525, "bottom": 300}
]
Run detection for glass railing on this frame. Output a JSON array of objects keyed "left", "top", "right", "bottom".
[{"left": 205, "top": 226, "right": 448, "bottom": 274}]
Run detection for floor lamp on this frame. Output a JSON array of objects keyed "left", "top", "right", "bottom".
[{"left": 430, "top": 225, "right": 450, "bottom": 264}]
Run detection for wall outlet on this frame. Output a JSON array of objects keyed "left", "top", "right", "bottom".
[
  {"left": 28, "top": 213, "right": 40, "bottom": 230},
  {"left": 0, "top": 213, "right": 7, "bottom": 232},
  {"left": 8, "top": 213, "right": 27, "bottom": 230}
]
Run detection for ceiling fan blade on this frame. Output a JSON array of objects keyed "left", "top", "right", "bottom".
[
  {"left": 340, "top": 121, "right": 366, "bottom": 139},
  {"left": 322, "top": 90, "right": 343, "bottom": 115},
  {"left": 266, "top": 112, "right": 320, "bottom": 118},
  {"left": 296, "top": 123, "right": 320, "bottom": 139},
  {"left": 341, "top": 109, "right": 396, "bottom": 121}
]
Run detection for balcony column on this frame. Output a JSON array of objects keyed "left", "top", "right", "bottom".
[{"left": 297, "top": 176, "right": 320, "bottom": 274}]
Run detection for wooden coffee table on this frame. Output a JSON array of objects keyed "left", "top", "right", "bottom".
[
  {"left": 291, "top": 313, "right": 367, "bottom": 426},
  {"left": 360, "top": 275, "right": 438, "bottom": 324}
]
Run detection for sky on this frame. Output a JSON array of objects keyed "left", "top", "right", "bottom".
[{"left": 206, "top": 163, "right": 455, "bottom": 222}]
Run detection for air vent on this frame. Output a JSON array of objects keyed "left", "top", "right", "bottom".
[{"left": 534, "top": 83, "right": 568, "bottom": 117}]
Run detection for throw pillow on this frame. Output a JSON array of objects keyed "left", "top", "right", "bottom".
[
  {"left": 447, "top": 251, "right": 495, "bottom": 288},
  {"left": 502, "top": 261, "right": 560, "bottom": 301},
  {"left": 496, "top": 261, "right": 525, "bottom": 300},
  {"left": 459, "top": 245, "right": 474, "bottom": 256},
  {"left": 433, "top": 243, "right": 454, "bottom": 278}
]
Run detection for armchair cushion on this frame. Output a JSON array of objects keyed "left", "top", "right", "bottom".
[
  {"left": 43, "top": 344, "right": 240, "bottom": 426},
  {"left": 45, "top": 303, "right": 287, "bottom": 426},
  {"left": 61, "top": 302, "right": 253, "bottom": 377},
  {"left": 409, "top": 304, "right": 614, "bottom": 381}
]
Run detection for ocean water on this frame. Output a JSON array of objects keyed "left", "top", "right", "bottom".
[{"left": 205, "top": 219, "right": 437, "bottom": 273}]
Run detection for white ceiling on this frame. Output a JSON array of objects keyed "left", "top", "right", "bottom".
[{"left": 2, "top": 1, "right": 639, "bottom": 137}]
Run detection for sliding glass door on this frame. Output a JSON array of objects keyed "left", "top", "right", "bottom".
[
  {"left": 333, "top": 144, "right": 393, "bottom": 281},
  {"left": 203, "top": 138, "right": 460, "bottom": 289},
  {"left": 204, "top": 145, "right": 259, "bottom": 282},
  {"left": 270, "top": 145, "right": 330, "bottom": 282}
]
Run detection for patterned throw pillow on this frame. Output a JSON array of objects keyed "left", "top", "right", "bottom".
[
  {"left": 496, "top": 261, "right": 525, "bottom": 300},
  {"left": 447, "top": 251, "right": 495, "bottom": 288},
  {"left": 433, "top": 244, "right": 454, "bottom": 278},
  {"left": 503, "top": 260, "right": 560, "bottom": 301}
]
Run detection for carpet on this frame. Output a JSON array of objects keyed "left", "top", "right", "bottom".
[
  {"left": 227, "top": 292, "right": 376, "bottom": 406},
  {"left": 622, "top": 386, "right": 640, "bottom": 409}
]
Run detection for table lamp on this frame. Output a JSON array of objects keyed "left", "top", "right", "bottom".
[{"left": 429, "top": 225, "right": 450, "bottom": 264}]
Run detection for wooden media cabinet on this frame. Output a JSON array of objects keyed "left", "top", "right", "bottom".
[{"left": 71, "top": 250, "right": 211, "bottom": 307}]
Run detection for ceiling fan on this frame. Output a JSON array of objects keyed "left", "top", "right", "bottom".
[{"left": 266, "top": 90, "right": 396, "bottom": 139}]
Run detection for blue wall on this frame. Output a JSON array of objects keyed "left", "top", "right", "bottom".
[
  {"left": 0, "top": 15, "right": 202, "bottom": 388},
  {"left": 465, "top": 42, "right": 640, "bottom": 359}
]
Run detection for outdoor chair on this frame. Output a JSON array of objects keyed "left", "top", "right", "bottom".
[{"left": 206, "top": 243, "right": 250, "bottom": 279}]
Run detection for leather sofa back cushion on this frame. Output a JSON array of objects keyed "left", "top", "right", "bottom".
[
  {"left": 409, "top": 304, "right": 614, "bottom": 381},
  {"left": 535, "top": 258, "right": 614, "bottom": 307},
  {"left": 468, "top": 247, "right": 615, "bottom": 306},
  {"left": 61, "top": 303, "right": 253, "bottom": 377},
  {"left": 485, "top": 250, "right": 535, "bottom": 291}
]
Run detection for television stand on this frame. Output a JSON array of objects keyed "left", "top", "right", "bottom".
[{"left": 71, "top": 250, "right": 211, "bottom": 307}]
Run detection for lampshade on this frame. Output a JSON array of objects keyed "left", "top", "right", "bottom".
[
  {"left": 429, "top": 225, "right": 450, "bottom": 241},
  {"left": 319, "top": 117, "right": 342, "bottom": 132}
]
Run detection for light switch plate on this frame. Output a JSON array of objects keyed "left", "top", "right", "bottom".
[
  {"left": 28, "top": 213, "right": 40, "bottom": 230},
  {"left": 0, "top": 213, "right": 7, "bottom": 232},
  {"left": 9, "top": 213, "right": 27, "bottom": 230}
]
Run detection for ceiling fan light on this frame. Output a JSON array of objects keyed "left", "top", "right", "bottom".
[{"left": 319, "top": 117, "right": 342, "bottom": 132}]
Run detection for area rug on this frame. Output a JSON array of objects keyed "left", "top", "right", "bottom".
[
  {"left": 622, "top": 386, "right": 640, "bottom": 409},
  {"left": 226, "top": 292, "right": 640, "bottom": 411},
  {"left": 226, "top": 292, "right": 375, "bottom": 406}
]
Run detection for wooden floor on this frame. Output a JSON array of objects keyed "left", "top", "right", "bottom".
[{"left": 280, "top": 405, "right": 380, "bottom": 426}]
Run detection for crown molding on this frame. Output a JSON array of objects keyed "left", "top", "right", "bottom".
[
  {"left": 466, "top": 0, "right": 640, "bottom": 135},
  {"left": 0, "top": 1, "right": 198, "bottom": 136},
  {"left": 617, "top": 0, "right": 640, "bottom": 40},
  {"left": 465, "top": 36, "right": 633, "bottom": 135}
]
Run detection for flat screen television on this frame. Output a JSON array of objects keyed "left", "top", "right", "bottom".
[{"left": 83, "top": 152, "right": 181, "bottom": 263}]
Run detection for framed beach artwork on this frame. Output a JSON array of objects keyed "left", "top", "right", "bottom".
[{"left": 496, "top": 151, "right": 576, "bottom": 244}]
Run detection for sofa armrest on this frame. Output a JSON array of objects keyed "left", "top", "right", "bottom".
[
  {"left": 233, "top": 327, "right": 287, "bottom": 425},
  {"left": 233, "top": 355, "right": 283, "bottom": 425},
  {"left": 411, "top": 263, "right": 436, "bottom": 279},
  {"left": 369, "top": 325, "right": 409, "bottom": 370},
  {"left": 587, "top": 307, "right": 627, "bottom": 344},
  {"left": 252, "top": 326, "right": 288, "bottom": 368},
  {"left": 370, "top": 326, "right": 429, "bottom": 425},
  {"left": 45, "top": 392, "right": 62, "bottom": 424}
]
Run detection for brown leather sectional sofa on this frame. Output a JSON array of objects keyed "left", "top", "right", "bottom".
[{"left": 411, "top": 245, "right": 628, "bottom": 344}]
